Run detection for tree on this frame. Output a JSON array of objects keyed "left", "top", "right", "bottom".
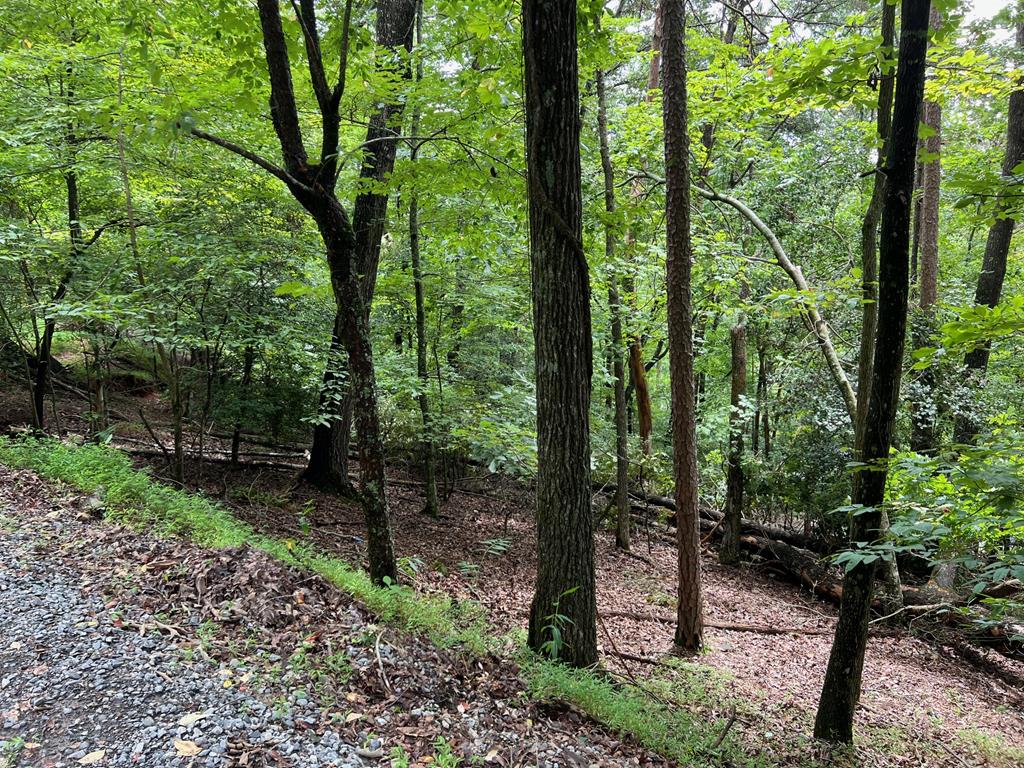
[
  {"left": 408, "top": 1, "right": 439, "bottom": 518},
  {"left": 303, "top": 0, "right": 417, "bottom": 492},
  {"left": 953, "top": 3, "right": 1024, "bottom": 445},
  {"left": 720, "top": 315, "right": 746, "bottom": 565},
  {"left": 596, "top": 66, "right": 630, "bottom": 552},
  {"left": 814, "top": 0, "right": 931, "bottom": 743},
  {"left": 523, "top": 0, "right": 597, "bottom": 668},
  {"left": 663, "top": 0, "right": 703, "bottom": 653},
  {"left": 192, "top": 0, "right": 399, "bottom": 585},
  {"left": 909, "top": 6, "right": 943, "bottom": 454}
]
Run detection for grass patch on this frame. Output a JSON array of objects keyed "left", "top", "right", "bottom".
[{"left": 0, "top": 437, "right": 490, "bottom": 654}]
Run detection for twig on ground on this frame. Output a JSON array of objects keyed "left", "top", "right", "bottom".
[{"left": 374, "top": 630, "right": 393, "bottom": 695}]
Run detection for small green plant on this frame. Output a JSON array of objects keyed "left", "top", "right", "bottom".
[
  {"left": 480, "top": 537, "right": 511, "bottom": 556},
  {"left": 398, "top": 555, "right": 425, "bottom": 578},
  {"left": 389, "top": 739, "right": 463, "bottom": 768},
  {"left": 539, "top": 586, "right": 577, "bottom": 661},
  {"left": 0, "top": 738, "right": 25, "bottom": 768},
  {"left": 457, "top": 561, "right": 480, "bottom": 579},
  {"left": 297, "top": 499, "right": 314, "bottom": 537},
  {"left": 431, "top": 737, "right": 463, "bottom": 768}
]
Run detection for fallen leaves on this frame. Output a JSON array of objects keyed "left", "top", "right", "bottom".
[
  {"left": 177, "top": 712, "right": 208, "bottom": 727},
  {"left": 174, "top": 739, "right": 203, "bottom": 757},
  {"left": 78, "top": 750, "right": 105, "bottom": 765}
]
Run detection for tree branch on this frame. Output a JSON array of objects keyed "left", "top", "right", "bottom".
[
  {"left": 190, "top": 128, "right": 312, "bottom": 195},
  {"left": 256, "top": 0, "right": 309, "bottom": 174}
]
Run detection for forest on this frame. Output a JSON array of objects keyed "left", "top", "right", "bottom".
[{"left": 0, "top": 0, "right": 1022, "bottom": 765}]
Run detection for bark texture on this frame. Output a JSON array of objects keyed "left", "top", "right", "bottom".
[
  {"left": 523, "top": 0, "right": 597, "bottom": 668},
  {"left": 814, "top": 0, "right": 931, "bottom": 742},
  {"left": 856, "top": 0, "right": 896, "bottom": 444},
  {"left": 663, "top": 0, "right": 704, "bottom": 653},
  {"left": 202, "top": 0, "right": 402, "bottom": 585}
]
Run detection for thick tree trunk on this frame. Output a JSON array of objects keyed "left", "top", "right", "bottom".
[
  {"left": 596, "top": 68, "right": 631, "bottom": 552},
  {"left": 523, "top": 0, "right": 597, "bottom": 668},
  {"left": 303, "top": 313, "right": 351, "bottom": 491},
  {"left": 910, "top": 6, "right": 942, "bottom": 454},
  {"left": 953, "top": 7, "right": 1024, "bottom": 445},
  {"left": 814, "top": 0, "right": 930, "bottom": 742},
  {"left": 721, "top": 321, "right": 746, "bottom": 565},
  {"left": 322, "top": 206, "right": 398, "bottom": 585},
  {"left": 663, "top": 0, "right": 704, "bottom": 653}
]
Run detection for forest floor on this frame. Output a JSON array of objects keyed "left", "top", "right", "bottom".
[{"left": 1, "top": 383, "right": 1023, "bottom": 767}]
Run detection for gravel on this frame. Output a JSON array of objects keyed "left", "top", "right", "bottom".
[{"left": 0, "top": 523, "right": 365, "bottom": 767}]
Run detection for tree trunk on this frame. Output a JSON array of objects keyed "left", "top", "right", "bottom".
[
  {"left": 303, "top": 0, "right": 417, "bottom": 489},
  {"left": 523, "top": 0, "right": 597, "bottom": 668},
  {"left": 855, "top": 0, "right": 896, "bottom": 445},
  {"left": 663, "top": 0, "right": 703, "bottom": 653},
  {"left": 33, "top": 167, "right": 81, "bottom": 432},
  {"left": 302, "top": 312, "right": 351, "bottom": 490},
  {"left": 953, "top": 5, "right": 1024, "bottom": 444},
  {"left": 623, "top": 0, "right": 664, "bottom": 459},
  {"left": 721, "top": 321, "right": 746, "bottom": 565},
  {"left": 596, "top": 67, "right": 631, "bottom": 552},
  {"left": 231, "top": 345, "right": 255, "bottom": 465},
  {"left": 320, "top": 200, "right": 398, "bottom": 585},
  {"left": 909, "top": 6, "right": 942, "bottom": 454},
  {"left": 814, "top": 0, "right": 930, "bottom": 742},
  {"left": 408, "top": 7, "right": 439, "bottom": 518}
]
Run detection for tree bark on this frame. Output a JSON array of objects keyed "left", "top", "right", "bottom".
[
  {"left": 953, "top": 5, "right": 1024, "bottom": 444},
  {"left": 523, "top": 0, "right": 597, "bottom": 668},
  {"left": 855, "top": 0, "right": 896, "bottom": 446},
  {"left": 304, "top": 0, "right": 416, "bottom": 489},
  {"left": 408, "top": 3, "right": 439, "bottom": 518},
  {"left": 814, "top": 0, "right": 930, "bottom": 742},
  {"left": 663, "top": 0, "right": 704, "bottom": 653},
  {"left": 909, "top": 6, "right": 942, "bottom": 454},
  {"left": 721, "top": 321, "right": 746, "bottom": 565},
  {"left": 596, "top": 68, "right": 631, "bottom": 552}
]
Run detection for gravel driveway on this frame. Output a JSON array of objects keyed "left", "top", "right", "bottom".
[{"left": 0, "top": 518, "right": 364, "bottom": 768}]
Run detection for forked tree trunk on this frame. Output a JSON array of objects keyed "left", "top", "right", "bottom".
[
  {"left": 721, "top": 321, "right": 746, "bottom": 565},
  {"left": 953, "top": 5, "right": 1024, "bottom": 445},
  {"left": 596, "top": 67, "right": 631, "bottom": 552},
  {"left": 814, "top": 0, "right": 930, "bottom": 742},
  {"left": 523, "top": 0, "right": 597, "bottom": 668},
  {"left": 663, "top": 0, "right": 704, "bottom": 653},
  {"left": 304, "top": 0, "right": 417, "bottom": 490}
]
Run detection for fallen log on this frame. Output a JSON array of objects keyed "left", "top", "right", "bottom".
[
  {"left": 600, "top": 610, "right": 834, "bottom": 636},
  {"left": 605, "top": 479, "right": 832, "bottom": 553}
]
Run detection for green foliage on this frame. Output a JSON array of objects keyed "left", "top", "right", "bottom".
[{"left": 520, "top": 654, "right": 757, "bottom": 768}]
